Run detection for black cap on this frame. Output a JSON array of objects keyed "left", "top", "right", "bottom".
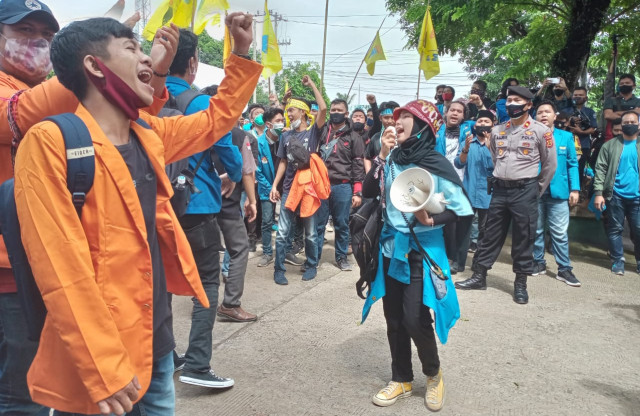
[
  {"left": 507, "top": 85, "right": 534, "bottom": 100},
  {"left": 0, "top": 0, "right": 59, "bottom": 32},
  {"left": 477, "top": 109, "right": 496, "bottom": 123}
]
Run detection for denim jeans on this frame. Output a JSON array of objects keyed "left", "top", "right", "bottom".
[
  {"left": 54, "top": 352, "right": 174, "bottom": 416},
  {"left": 533, "top": 195, "right": 572, "bottom": 271},
  {"left": 274, "top": 193, "right": 318, "bottom": 274},
  {"left": 260, "top": 200, "right": 275, "bottom": 256},
  {"left": 0, "top": 293, "right": 48, "bottom": 416},
  {"left": 315, "top": 183, "right": 352, "bottom": 262},
  {"left": 606, "top": 193, "right": 640, "bottom": 263}
]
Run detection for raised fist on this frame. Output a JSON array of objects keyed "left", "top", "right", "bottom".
[{"left": 226, "top": 12, "right": 253, "bottom": 56}]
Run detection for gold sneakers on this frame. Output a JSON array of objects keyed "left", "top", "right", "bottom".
[
  {"left": 425, "top": 368, "right": 445, "bottom": 411},
  {"left": 372, "top": 381, "right": 412, "bottom": 407}
]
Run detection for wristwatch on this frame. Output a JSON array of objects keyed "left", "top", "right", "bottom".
[{"left": 353, "top": 192, "right": 362, "bottom": 197}]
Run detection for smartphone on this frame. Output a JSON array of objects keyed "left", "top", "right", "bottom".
[{"left": 547, "top": 77, "right": 560, "bottom": 84}]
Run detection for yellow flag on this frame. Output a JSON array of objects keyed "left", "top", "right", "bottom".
[
  {"left": 143, "top": 0, "right": 196, "bottom": 41},
  {"left": 418, "top": 6, "right": 440, "bottom": 81},
  {"left": 364, "top": 31, "right": 386, "bottom": 76},
  {"left": 222, "top": 19, "right": 232, "bottom": 67},
  {"left": 194, "top": 0, "right": 229, "bottom": 35},
  {"left": 261, "top": 0, "right": 282, "bottom": 79}
]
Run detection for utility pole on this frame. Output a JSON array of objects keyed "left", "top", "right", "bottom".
[
  {"left": 134, "top": 0, "right": 151, "bottom": 38},
  {"left": 320, "top": 0, "right": 329, "bottom": 89}
]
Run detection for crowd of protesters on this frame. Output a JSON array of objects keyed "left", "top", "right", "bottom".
[{"left": 0, "top": 0, "right": 639, "bottom": 414}]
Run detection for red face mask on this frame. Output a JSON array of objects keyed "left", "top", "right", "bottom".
[
  {"left": 85, "top": 57, "right": 147, "bottom": 120},
  {"left": 442, "top": 93, "right": 454, "bottom": 101}
]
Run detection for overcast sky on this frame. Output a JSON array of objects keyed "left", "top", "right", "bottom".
[{"left": 47, "top": 0, "right": 474, "bottom": 107}]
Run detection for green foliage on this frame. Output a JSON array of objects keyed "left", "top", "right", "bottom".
[
  {"left": 335, "top": 92, "right": 356, "bottom": 106},
  {"left": 386, "top": 0, "right": 640, "bottom": 108},
  {"left": 197, "top": 31, "right": 224, "bottom": 67},
  {"left": 273, "top": 61, "right": 330, "bottom": 106}
]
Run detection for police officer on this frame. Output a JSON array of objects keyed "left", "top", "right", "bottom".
[{"left": 455, "top": 86, "right": 557, "bottom": 304}]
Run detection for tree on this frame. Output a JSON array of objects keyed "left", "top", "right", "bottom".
[
  {"left": 273, "top": 62, "right": 331, "bottom": 106},
  {"left": 335, "top": 92, "right": 356, "bottom": 106},
  {"left": 385, "top": 0, "right": 640, "bottom": 103}
]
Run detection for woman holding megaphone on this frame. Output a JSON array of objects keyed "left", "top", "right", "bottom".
[{"left": 358, "top": 99, "right": 473, "bottom": 412}]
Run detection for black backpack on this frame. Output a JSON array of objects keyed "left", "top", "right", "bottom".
[
  {"left": 0, "top": 113, "right": 95, "bottom": 341},
  {"left": 160, "top": 89, "right": 207, "bottom": 217},
  {"left": 349, "top": 197, "right": 384, "bottom": 299}
]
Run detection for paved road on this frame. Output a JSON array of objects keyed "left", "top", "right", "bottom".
[{"left": 171, "top": 235, "right": 640, "bottom": 416}]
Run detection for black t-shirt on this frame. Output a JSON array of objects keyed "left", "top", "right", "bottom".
[
  {"left": 116, "top": 132, "right": 174, "bottom": 359},
  {"left": 366, "top": 131, "right": 382, "bottom": 160},
  {"left": 277, "top": 124, "right": 321, "bottom": 193}
]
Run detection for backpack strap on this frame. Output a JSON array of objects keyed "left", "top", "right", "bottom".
[
  {"left": 135, "top": 118, "right": 152, "bottom": 129},
  {"left": 175, "top": 89, "right": 205, "bottom": 114},
  {"left": 44, "top": 114, "right": 95, "bottom": 218}
]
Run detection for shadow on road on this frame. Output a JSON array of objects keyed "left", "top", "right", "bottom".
[
  {"left": 605, "top": 303, "right": 640, "bottom": 327},
  {"left": 580, "top": 379, "right": 640, "bottom": 416}
]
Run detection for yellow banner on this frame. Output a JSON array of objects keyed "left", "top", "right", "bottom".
[
  {"left": 143, "top": 0, "right": 195, "bottom": 41},
  {"left": 222, "top": 17, "right": 232, "bottom": 67},
  {"left": 418, "top": 6, "right": 440, "bottom": 81},
  {"left": 364, "top": 30, "right": 386, "bottom": 76},
  {"left": 261, "top": 0, "right": 283, "bottom": 79},
  {"left": 194, "top": 0, "right": 229, "bottom": 35}
]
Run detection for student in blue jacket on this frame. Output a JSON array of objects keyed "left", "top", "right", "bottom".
[
  {"left": 255, "top": 107, "right": 286, "bottom": 267},
  {"left": 533, "top": 101, "right": 581, "bottom": 286},
  {"left": 361, "top": 100, "right": 473, "bottom": 412}
]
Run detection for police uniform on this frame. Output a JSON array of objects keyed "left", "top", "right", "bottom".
[{"left": 455, "top": 86, "right": 557, "bottom": 304}]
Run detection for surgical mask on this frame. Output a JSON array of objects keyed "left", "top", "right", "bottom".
[
  {"left": 253, "top": 113, "right": 265, "bottom": 126},
  {"left": 366, "top": 118, "right": 374, "bottom": 127},
  {"left": 622, "top": 124, "right": 639, "bottom": 136},
  {"left": 85, "top": 57, "right": 147, "bottom": 120},
  {"left": 474, "top": 125, "right": 492, "bottom": 136},
  {"left": 0, "top": 35, "right": 52, "bottom": 80},
  {"left": 329, "top": 112, "right": 346, "bottom": 125},
  {"left": 553, "top": 89, "right": 565, "bottom": 97},
  {"left": 270, "top": 122, "right": 285, "bottom": 136},
  {"left": 506, "top": 103, "right": 528, "bottom": 119},
  {"left": 442, "top": 93, "right": 454, "bottom": 101},
  {"left": 352, "top": 122, "right": 365, "bottom": 132},
  {"left": 619, "top": 85, "right": 634, "bottom": 95},
  {"left": 291, "top": 118, "right": 302, "bottom": 130}
]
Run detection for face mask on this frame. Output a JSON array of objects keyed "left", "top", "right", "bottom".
[
  {"left": 253, "top": 113, "right": 265, "bottom": 126},
  {"left": 85, "top": 57, "right": 147, "bottom": 120},
  {"left": 242, "top": 123, "right": 252, "bottom": 131},
  {"left": 619, "top": 85, "right": 634, "bottom": 95},
  {"left": 291, "top": 118, "right": 302, "bottom": 130},
  {"left": 553, "top": 89, "right": 565, "bottom": 97},
  {"left": 435, "top": 94, "right": 443, "bottom": 102},
  {"left": 366, "top": 118, "right": 374, "bottom": 127},
  {"left": 442, "top": 93, "right": 454, "bottom": 101},
  {"left": 330, "top": 112, "right": 346, "bottom": 125},
  {"left": 470, "top": 88, "right": 485, "bottom": 98},
  {"left": 270, "top": 122, "right": 284, "bottom": 137},
  {"left": 622, "top": 124, "right": 639, "bottom": 136},
  {"left": 352, "top": 122, "right": 365, "bottom": 132},
  {"left": 554, "top": 120, "right": 566, "bottom": 129},
  {"left": 506, "top": 103, "right": 528, "bottom": 119},
  {"left": 474, "top": 125, "right": 492, "bottom": 136},
  {"left": 0, "top": 35, "right": 52, "bottom": 80},
  {"left": 573, "top": 97, "right": 585, "bottom": 105}
]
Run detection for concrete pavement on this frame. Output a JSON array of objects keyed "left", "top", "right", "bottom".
[{"left": 171, "top": 236, "right": 640, "bottom": 416}]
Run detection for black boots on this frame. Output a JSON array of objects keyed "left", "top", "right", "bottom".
[
  {"left": 513, "top": 274, "right": 528, "bottom": 304},
  {"left": 454, "top": 266, "right": 487, "bottom": 290}
]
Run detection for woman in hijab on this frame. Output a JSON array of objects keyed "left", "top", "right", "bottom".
[{"left": 360, "top": 99, "right": 473, "bottom": 412}]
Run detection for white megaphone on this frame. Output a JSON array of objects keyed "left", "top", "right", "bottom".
[{"left": 389, "top": 167, "right": 449, "bottom": 214}]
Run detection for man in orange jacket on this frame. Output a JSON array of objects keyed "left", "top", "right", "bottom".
[{"left": 13, "top": 14, "right": 261, "bottom": 416}]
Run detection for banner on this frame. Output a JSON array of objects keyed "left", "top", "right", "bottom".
[
  {"left": 261, "top": 0, "right": 283, "bottom": 79},
  {"left": 364, "top": 31, "right": 386, "bottom": 76},
  {"left": 418, "top": 6, "right": 440, "bottom": 81}
]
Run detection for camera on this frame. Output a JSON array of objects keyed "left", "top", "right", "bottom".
[
  {"left": 547, "top": 77, "right": 560, "bottom": 84},
  {"left": 570, "top": 111, "right": 591, "bottom": 130}
]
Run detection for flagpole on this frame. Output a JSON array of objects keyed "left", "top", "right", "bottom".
[
  {"left": 320, "top": 0, "right": 329, "bottom": 90},
  {"left": 347, "top": 16, "right": 387, "bottom": 97},
  {"left": 191, "top": 0, "right": 197, "bottom": 32}
]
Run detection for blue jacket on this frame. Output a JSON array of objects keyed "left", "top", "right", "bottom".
[
  {"left": 361, "top": 160, "right": 473, "bottom": 345},
  {"left": 546, "top": 128, "right": 580, "bottom": 200},
  {"left": 454, "top": 137, "right": 493, "bottom": 209},
  {"left": 256, "top": 132, "right": 275, "bottom": 201},
  {"left": 166, "top": 77, "right": 243, "bottom": 214},
  {"left": 495, "top": 98, "right": 509, "bottom": 123},
  {"left": 435, "top": 120, "right": 475, "bottom": 157}
]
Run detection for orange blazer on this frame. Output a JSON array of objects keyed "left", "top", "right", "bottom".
[
  {"left": 14, "top": 54, "right": 262, "bottom": 414},
  {"left": 285, "top": 154, "right": 331, "bottom": 217}
]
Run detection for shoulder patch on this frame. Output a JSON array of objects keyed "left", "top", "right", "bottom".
[{"left": 544, "top": 131, "right": 553, "bottom": 148}]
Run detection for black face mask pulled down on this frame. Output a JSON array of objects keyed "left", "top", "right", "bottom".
[
  {"left": 330, "top": 112, "right": 346, "bottom": 125},
  {"left": 506, "top": 103, "right": 529, "bottom": 119},
  {"left": 619, "top": 85, "right": 634, "bottom": 95},
  {"left": 622, "top": 124, "right": 639, "bottom": 137},
  {"left": 352, "top": 122, "right": 365, "bottom": 132},
  {"left": 473, "top": 125, "right": 492, "bottom": 136}
]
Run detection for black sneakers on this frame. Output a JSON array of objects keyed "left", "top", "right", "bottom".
[
  {"left": 179, "top": 370, "right": 234, "bottom": 388},
  {"left": 284, "top": 252, "right": 304, "bottom": 266},
  {"left": 337, "top": 258, "right": 353, "bottom": 271},
  {"left": 557, "top": 269, "right": 581, "bottom": 287},
  {"left": 532, "top": 262, "right": 546, "bottom": 276}
]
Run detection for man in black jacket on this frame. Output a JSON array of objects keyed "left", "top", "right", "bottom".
[{"left": 315, "top": 98, "right": 366, "bottom": 270}]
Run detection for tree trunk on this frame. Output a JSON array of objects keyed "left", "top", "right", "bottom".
[{"left": 550, "top": 0, "right": 611, "bottom": 90}]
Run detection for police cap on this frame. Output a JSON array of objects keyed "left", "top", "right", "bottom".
[{"left": 507, "top": 85, "right": 534, "bottom": 100}]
